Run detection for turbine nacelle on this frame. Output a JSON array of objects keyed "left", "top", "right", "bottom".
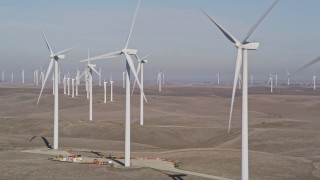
[
  {"left": 141, "top": 60, "right": 148, "bottom": 63},
  {"left": 122, "top": 49, "right": 137, "bottom": 55},
  {"left": 53, "top": 55, "right": 66, "bottom": 60},
  {"left": 236, "top": 42, "right": 259, "bottom": 50},
  {"left": 88, "top": 64, "right": 96, "bottom": 68}
]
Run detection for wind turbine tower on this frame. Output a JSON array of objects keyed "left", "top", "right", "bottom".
[{"left": 202, "top": 1, "right": 278, "bottom": 179}]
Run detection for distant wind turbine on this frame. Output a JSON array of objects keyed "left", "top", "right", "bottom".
[
  {"left": 286, "top": 70, "right": 290, "bottom": 86},
  {"left": 21, "top": 68, "right": 25, "bottom": 83},
  {"left": 99, "top": 67, "right": 102, "bottom": 87},
  {"left": 1, "top": 71, "right": 4, "bottom": 82},
  {"left": 216, "top": 71, "right": 220, "bottom": 85},
  {"left": 11, "top": 72, "right": 14, "bottom": 83},
  {"left": 157, "top": 71, "right": 162, "bottom": 92},
  {"left": 267, "top": 73, "right": 273, "bottom": 93},
  {"left": 63, "top": 74, "right": 67, "bottom": 95},
  {"left": 104, "top": 80, "right": 107, "bottom": 103},
  {"left": 132, "top": 53, "right": 150, "bottom": 125},
  {"left": 313, "top": 73, "right": 316, "bottom": 90},
  {"left": 202, "top": 0, "right": 279, "bottom": 179},
  {"left": 110, "top": 75, "right": 114, "bottom": 102},
  {"left": 79, "top": 48, "right": 101, "bottom": 121}
]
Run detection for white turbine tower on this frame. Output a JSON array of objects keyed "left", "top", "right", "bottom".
[
  {"left": 202, "top": 1, "right": 278, "bottom": 179},
  {"left": 250, "top": 74, "right": 253, "bottom": 85},
  {"left": 287, "top": 70, "right": 290, "bottom": 86},
  {"left": 216, "top": 71, "right": 220, "bottom": 85},
  {"left": 132, "top": 54, "right": 150, "bottom": 126},
  {"left": 63, "top": 75, "right": 67, "bottom": 95},
  {"left": 313, "top": 73, "right": 316, "bottom": 90},
  {"left": 110, "top": 76, "right": 114, "bottom": 102},
  {"left": 79, "top": 0, "right": 145, "bottom": 167},
  {"left": 37, "top": 26, "right": 74, "bottom": 150},
  {"left": 80, "top": 48, "right": 101, "bottom": 121},
  {"left": 76, "top": 68, "right": 80, "bottom": 96},
  {"left": 21, "top": 68, "right": 25, "bottom": 83},
  {"left": 275, "top": 74, "right": 278, "bottom": 86},
  {"left": 33, "top": 70, "right": 36, "bottom": 84},
  {"left": 11, "top": 72, "right": 14, "bottom": 83},
  {"left": 72, "top": 78, "right": 75, "bottom": 98},
  {"left": 99, "top": 67, "right": 102, "bottom": 87},
  {"left": 157, "top": 71, "right": 162, "bottom": 92},
  {"left": 1, "top": 71, "right": 4, "bottom": 82},
  {"left": 104, "top": 80, "right": 107, "bottom": 103},
  {"left": 267, "top": 73, "right": 273, "bottom": 93},
  {"left": 67, "top": 77, "right": 71, "bottom": 96},
  {"left": 35, "top": 69, "right": 39, "bottom": 86}
]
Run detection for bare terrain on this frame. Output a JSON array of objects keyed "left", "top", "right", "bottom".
[{"left": 0, "top": 82, "right": 320, "bottom": 179}]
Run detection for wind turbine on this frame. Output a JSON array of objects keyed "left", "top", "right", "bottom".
[
  {"left": 162, "top": 71, "right": 165, "bottom": 85},
  {"left": 79, "top": 0, "right": 145, "bottom": 167},
  {"left": 286, "top": 70, "right": 290, "bottom": 86},
  {"left": 63, "top": 74, "right": 67, "bottom": 95},
  {"left": 99, "top": 67, "right": 102, "bottom": 87},
  {"left": 132, "top": 53, "right": 150, "bottom": 125},
  {"left": 67, "top": 77, "right": 71, "bottom": 96},
  {"left": 104, "top": 80, "right": 107, "bottom": 103},
  {"left": 157, "top": 71, "right": 162, "bottom": 92},
  {"left": 79, "top": 48, "right": 101, "bottom": 121},
  {"left": 313, "top": 73, "right": 316, "bottom": 90},
  {"left": 37, "top": 26, "right": 74, "bottom": 150},
  {"left": 35, "top": 69, "right": 39, "bottom": 86},
  {"left": 110, "top": 75, "right": 114, "bottom": 102},
  {"left": 275, "top": 74, "right": 278, "bottom": 86},
  {"left": 76, "top": 68, "right": 80, "bottom": 96},
  {"left": 21, "top": 68, "right": 25, "bottom": 83},
  {"left": 11, "top": 72, "right": 14, "bottom": 83},
  {"left": 267, "top": 73, "right": 273, "bottom": 93},
  {"left": 72, "top": 78, "right": 75, "bottom": 98},
  {"left": 216, "top": 71, "right": 220, "bottom": 85},
  {"left": 202, "top": 1, "right": 278, "bottom": 179},
  {"left": 1, "top": 71, "right": 4, "bottom": 82}
]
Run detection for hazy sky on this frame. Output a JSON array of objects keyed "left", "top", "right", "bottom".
[{"left": 1, "top": 0, "right": 320, "bottom": 83}]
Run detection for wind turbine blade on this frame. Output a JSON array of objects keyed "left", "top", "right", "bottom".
[
  {"left": 125, "top": 0, "right": 141, "bottom": 49},
  {"left": 131, "top": 62, "right": 141, "bottom": 95},
  {"left": 141, "top": 52, "right": 152, "bottom": 61},
  {"left": 267, "top": 78, "right": 271, "bottom": 85},
  {"left": 79, "top": 67, "right": 88, "bottom": 79},
  {"left": 124, "top": 52, "right": 147, "bottom": 102},
  {"left": 41, "top": 26, "right": 53, "bottom": 55},
  {"left": 37, "top": 59, "right": 54, "bottom": 104},
  {"left": 79, "top": 51, "right": 122, "bottom": 62},
  {"left": 201, "top": 9, "right": 240, "bottom": 44},
  {"left": 242, "top": 0, "right": 279, "bottom": 43},
  {"left": 228, "top": 48, "right": 242, "bottom": 133},
  {"left": 291, "top": 55, "right": 320, "bottom": 76},
  {"left": 54, "top": 47, "right": 76, "bottom": 56},
  {"left": 91, "top": 67, "right": 101, "bottom": 76}
]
